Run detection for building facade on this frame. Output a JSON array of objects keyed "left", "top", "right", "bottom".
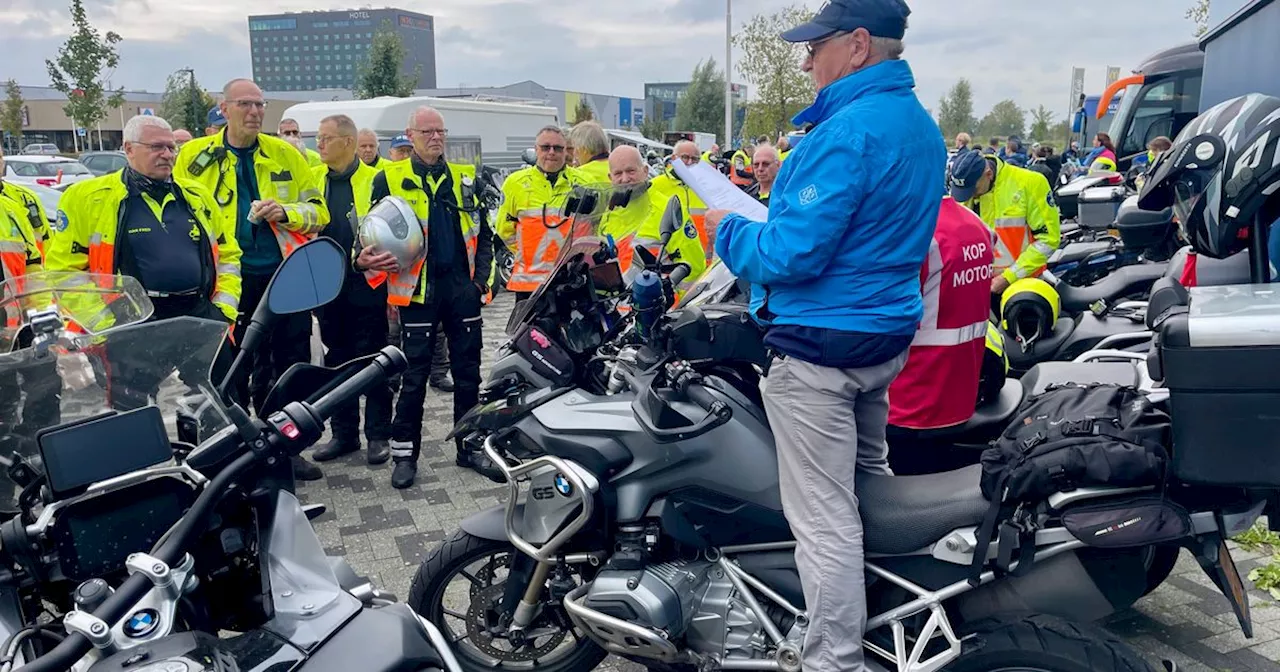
[
  {"left": 248, "top": 8, "right": 437, "bottom": 92},
  {"left": 419, "top": 81, "right": 645, "bottom": 129},
  {"left": 644, "top": 81, "right": 749, "bottom": 145}
]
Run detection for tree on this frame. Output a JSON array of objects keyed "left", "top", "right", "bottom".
[
  {"left": 674, "top": 59, "right": 727, "bottom": 144},
  {"left": 733, "top": 4, "right": 815, "bottom": 139},
  {"left": 1, "top": 80, "right": 24, "bottom": 148},
  {"left": 638, "top": 114, "right": 668, "bottom": 142},
  {"left": 354, "top": 20, "right": 419, "bottom": 99},
  {"left": 572, "top": 98, "right": 594, "bottom": 124},
  {"left": 977, "top": 99, "right": 1026, "bottom": 140},
  {"left": 160, "top": 70, "right": 215, "bottom": 134},
  {"left": 1029, "top": 105, "right": 1056, "bottom": 142},
  {"left": 45, "top": 0, "right": 125, "bottom": 146},
  {"left": 1187, "top": 0, "right": 1211, "bottom": 37},
  {"left": 1050, "top": 120, "right": 1072, "bottom": 148},
  {"left": 936, "top": 79, "right": 977, "bottom": 141}
]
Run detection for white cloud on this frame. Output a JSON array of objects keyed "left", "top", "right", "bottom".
[{"left": 0, "top": 0, "right": 1201, "bottom": 124}]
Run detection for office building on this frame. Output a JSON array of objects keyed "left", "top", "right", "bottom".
[
  {"left": 419, "top": 80, "right": 645, "bottom": 129},
  {"left": 645, "top": 81, "right": 748, "bottom": 143},
  {"left": 248, "top": 8, "right": 437, "bottom": 92}
]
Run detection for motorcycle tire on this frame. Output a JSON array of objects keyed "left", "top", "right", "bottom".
[
  {"left": 945, "top": 614, "right": 1153, "bottom": 672},
  {"left": 408, "top": 530, "right": 608, "bottom": 672},
  {"left": 1142, "top": 546, "right": 1181, "bottom": 598}
]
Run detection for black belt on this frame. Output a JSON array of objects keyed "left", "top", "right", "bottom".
[{"left": 145, "top": 288, "right": 200, "bottom": 298}]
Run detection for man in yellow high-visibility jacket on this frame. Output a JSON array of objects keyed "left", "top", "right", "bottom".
[
  {"left": 651, "top": 140, "right": 712, "bottom": 262},
  {"left": 569, "top": 120, "right": 611, "bottom": 185},
  {"left": 496, "top": 125, "right": 582, "bottom": 300}
]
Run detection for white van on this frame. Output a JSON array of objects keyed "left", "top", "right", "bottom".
[{"left": 279, "top": 96, "right": 560, "bottom": 172}]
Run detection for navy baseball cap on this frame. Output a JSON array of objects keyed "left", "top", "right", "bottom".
[
  {"left": 390, "top": 135, "right": 412, "bottom": 149},
  {"left": 207, "top": 106, "right": 227, "bottom": 128},
  {"left": 949, "top": 150, "right": 991, "bottom": 203},
  {"left": 781, "top": 0, "right": 911, "bottom": 42}
]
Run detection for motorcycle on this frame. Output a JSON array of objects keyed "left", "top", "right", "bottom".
[
  {"left": 409, "top": 193, "right": 1266, "bottom": 672},
  {"left": 0, "top": 240, "right": 460, "bottom": 672}
]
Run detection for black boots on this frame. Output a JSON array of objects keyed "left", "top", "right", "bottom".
[
  {"left": 391, "top": 460, "right": 418, "bottom": 489},
  {"left": 292, "top": 456, "right": 323, "bottom": 481},
  {"left": 456, "top": 444, "right": 506, "bottom": 484},
  {"left": 313, "top": 439, "right": 392, "bottom": 466}
]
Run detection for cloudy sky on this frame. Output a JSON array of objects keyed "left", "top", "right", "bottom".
[{"left": 1, "top": 0, "right": 1205, "bottom": 123}]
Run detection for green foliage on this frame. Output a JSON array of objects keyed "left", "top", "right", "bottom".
[
  {"left": 977, "top": 99, "right": 1026, "bottom": 140},
  {"left": 674, "top": 59, "right": 727, "bottom": 145},
  {"left": 732, "top": 4, "right": 815, "bottom": 139},
  {"left": 1233, "top": 520, "right": 1280, "bottom": 599},
  {"left": 1235, "top": 520, "right": 1280, "bottom": 552},
  {"left": 1, "top": 80, "right": 24, "bottom": 145},
  {"left": 937, "top": 79, "right": 977, "bottom": 141},
  {"left": 1187, "top": 0, "right": 1212, "bottom": 37},
  {"left": 1029, "top": 105, "right": 1056, "bottom": 143},
  {"left": 160, "top": 70, "right": 215, "bottom": 134},
  {"left": 355, "top": 20, "right": 418, "bottom": 99},
  {"left": 44, "top": 0, "right": 125, "bottom": 137},
  {"left": 572, "top": 98, "right": 594, "bottom": 124},
  {"left": 1249, "top": 560, "right": 1280, "bottom": 601},
  {"left": 638, "top": 114, "right": 668, "bottom": 142}
]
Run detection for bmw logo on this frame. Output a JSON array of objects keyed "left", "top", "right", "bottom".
[
  {"left": 124, "top": 608, "right": 160, "bottom": 638},
  {"left": 553, "top": 473, "right": 574, "bottom": 497}
]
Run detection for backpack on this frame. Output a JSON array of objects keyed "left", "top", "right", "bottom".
[{"left": 970, "top": 383, "right": 1171, "bottom": 582}]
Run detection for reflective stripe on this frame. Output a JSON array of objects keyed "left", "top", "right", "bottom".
[
  {"left": 911, "top": 319, "right": 988, "bottom": 347},
  {"left": 212, "top": 291, "right": 239, "bottom": 310},
  {"left": 918, "top": 239, "right": 943, "bottom": 330},
  {"left": 217, "top": 263, "right": 241, "bottom": 276},
  {"left": 1030, "top": 241, "right": 1055, "bottom": 255},
  {"left": 993, "top": 217, "right": 1026, "bottom": 229},
  {"left": 0, "top": 241, "right": 25, "bottom": 254}
]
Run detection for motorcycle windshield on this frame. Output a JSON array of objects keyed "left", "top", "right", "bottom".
[
  {"left": 505, "top": 184, "right": 618, "bottom": 335},
  {"left": 676, "top": 259, "right": 741, "bottom": 309},
  {"left": 0, "top": 275, "right": 231, "bottom": 507}
]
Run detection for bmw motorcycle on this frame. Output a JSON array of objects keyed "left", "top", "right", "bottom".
[
  {"left": 409, "top": 192, "right": 1266, "bottom": 672},
  {"left": 0, "top": 241, "right": 460, "bottom": 672}
]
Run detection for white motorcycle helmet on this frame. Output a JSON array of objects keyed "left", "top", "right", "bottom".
[{"left": 359, "top": 196, "right": 426, "bottom": 268}]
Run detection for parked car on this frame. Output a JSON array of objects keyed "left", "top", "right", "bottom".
[
  {"left": 21, "top": 143, "right": 60, "bottom": 156},
  {"left": 3, "top": 156, "right": 94, "bottom": 188},
  {"left": 24, "top": 183, "right": 64, "bottom": 227},
  {"left": 78, "top": 150, "right": 128, "bottom": 176}
]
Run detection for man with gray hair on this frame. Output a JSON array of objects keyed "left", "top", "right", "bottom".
[
  {"left": 706, "top": 1, "right": 942, "bottom": 669},
  {"left": 356, "top": 128, "right": 384, "bottom": 168},
  {"left": 48, "top": 114, "right": 243, "bottom": 408},
  {"left": 278, "top": 118, "right": 323, "bottom": 167},
  {"left": 365, "top": 105, "right": 495, "bottom": 488},
  {"left": 568, "top": 120, "right": 611, "bottom": 184}
]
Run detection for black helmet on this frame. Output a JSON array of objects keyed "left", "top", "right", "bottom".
[{"left": 1139, "top": 94, "right": 1280, "bottom": 259}]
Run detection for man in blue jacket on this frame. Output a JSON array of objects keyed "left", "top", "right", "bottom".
[{"left": 706, "top": 1, "right": 944, "bottom": 668}]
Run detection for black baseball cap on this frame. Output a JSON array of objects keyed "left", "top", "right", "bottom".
[{"left": 781, "top": 0, "right": 911, "bottom": 43}]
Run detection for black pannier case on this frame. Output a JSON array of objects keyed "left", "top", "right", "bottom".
[{"left": 1152, "top": 283, "right": 1280, "bottom": 487}]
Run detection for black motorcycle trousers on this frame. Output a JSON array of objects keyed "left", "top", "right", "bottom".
[
  {"left": 389, "top": 274, "right": 483, "bottom": 462},
  {"left": 317, "top": 293, "right": 392, "bottom": 444}
]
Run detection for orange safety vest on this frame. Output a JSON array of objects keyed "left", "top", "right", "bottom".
[{"left": 496, "top": 165, "right": 580, "bottom": 293}]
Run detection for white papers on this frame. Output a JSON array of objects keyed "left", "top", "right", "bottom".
[{"left": 671, "top": 160, "right": 768, "bottom": 222}]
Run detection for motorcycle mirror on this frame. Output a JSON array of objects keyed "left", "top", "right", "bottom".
[
  {"left": 659, "top": 196, "right": 683, "bottom": 246},
  {"left": 216, "top": 238, "right": 346, "bottom": 402},
  {"left": 521, "top": 148, "right": 537, "bottom": 166}
]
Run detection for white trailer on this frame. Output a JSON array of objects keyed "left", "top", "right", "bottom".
[{"left": 280, "top": 96, "right": 560, "bottom": 171}]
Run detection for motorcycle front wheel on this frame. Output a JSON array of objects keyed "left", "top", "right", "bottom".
[
  {"left": 408, "top": 530, "right": 607, "bottom": 672},
  {"left": 945, "top": 615, "right": 1152, "bottom": 671}
]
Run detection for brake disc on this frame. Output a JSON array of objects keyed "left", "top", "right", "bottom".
[
  {"left": 465, "top": 583, "right": 567, "bottom": 662},
  {"left": 471, "top": 553, "right": 511, "bottom": 599}
]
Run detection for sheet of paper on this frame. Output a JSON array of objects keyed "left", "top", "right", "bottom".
[{"left": 671, "top": 160, "right": 768, "bottom": 222}]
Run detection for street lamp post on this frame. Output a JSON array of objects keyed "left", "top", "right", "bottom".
[{"left": 725, "top": 0, "right": 733, "bottom": 149}]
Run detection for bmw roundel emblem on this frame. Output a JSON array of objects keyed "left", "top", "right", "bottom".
[{"left": 553, "top": 473, "right": 574, "bottom": 497}]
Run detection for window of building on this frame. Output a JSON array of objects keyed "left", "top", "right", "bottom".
[
  {"left": 249, "top": 18, "right": 297, "bottom": 31},
  {"left": 344, "top": 33, "right": 351, "bottom": 39}
]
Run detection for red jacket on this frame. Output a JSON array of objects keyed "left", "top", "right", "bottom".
[{"left": 889, "top": 198, "right": 995, "bottom": 429}]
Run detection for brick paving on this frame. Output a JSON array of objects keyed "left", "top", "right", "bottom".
[{"left": 297, "top": 291, "right": 1280, "bottom": 671}]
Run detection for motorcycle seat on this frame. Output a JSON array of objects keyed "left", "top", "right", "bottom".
[
  {"left": 857, "top": 465, "right": 989, "bottom": 555},
  {"left": 910, "top": 379, "right": 1024, "bottom": 441},
  {"left": 1020, "top": 361, "right": 1139, "bottom": 396},
  {"left": 1006, "top": 318, "right": 1076, "bottom": 373},
  {"left": 1058, "top": 263, "right": 1168, "bottom": 314}
]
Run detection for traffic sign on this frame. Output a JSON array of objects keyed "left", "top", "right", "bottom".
[
  {"left": 138, "top": 107, "right": 155, "bottom": 116},
  {"left": 77, "top": 127, "right": 86, "bottom": 137}
]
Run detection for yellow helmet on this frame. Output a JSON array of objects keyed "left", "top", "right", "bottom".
[{"left": 1001, "top": 278, "right": 1060, "bottom": 346}]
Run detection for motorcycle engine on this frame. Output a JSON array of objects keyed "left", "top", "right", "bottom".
[{"left": 582, "top": 560, "right": 779, "bottom": 662}]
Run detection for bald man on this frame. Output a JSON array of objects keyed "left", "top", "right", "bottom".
[
  {"left": 368, "top": 105, "right": 496, "bottom": 488},
  {"left": 601, "top": 145, "right": 706, "bottom": 289},
  {"left": 173, "top": 128, "right": 194, "bottom": 149},
  {"left": 750, "top": 144, "right": 780, "bottom": 206},
  {"left": 651, "top": 140, "right": 712, "bottom": 261}
]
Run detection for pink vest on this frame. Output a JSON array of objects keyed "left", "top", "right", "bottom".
[{"left": 889, "top": 198, "right": 995, "bottom": 429}]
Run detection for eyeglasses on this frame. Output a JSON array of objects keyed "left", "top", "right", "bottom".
[
  {"left": 132, "top": 141, "right": 177, "bottom": 154},
  {"left": 674, "top": 154, "right": 700, "bottom": 163},
  {"left": 805, "top": 31, "right": 847, "bottom": 57},
  {"left": 537, "top": 144, "right": 566, "bottom": 153},
  {"left": 228, "top": 99, "right": 268, "bottom": 110},
  {"left": 412, "top": 128, "right": 448, "bottom": 137},
  {"left": 315, "top": 134, "right": 348, "bottom": 145}
]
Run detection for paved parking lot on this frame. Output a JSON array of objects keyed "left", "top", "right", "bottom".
[{"left": 297, "top": 291, "right": 1280, "bottom": 671}]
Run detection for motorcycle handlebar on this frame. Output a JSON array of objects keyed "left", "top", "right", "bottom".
[
  {"left": 667, "top": 263, "right": 691, "bottom": 289},
  {"left": 16, "top": 349, "right": 408, "bottom": 672},
  {"left": 685, "top": 383, "right": 722, "bottom": 415}
]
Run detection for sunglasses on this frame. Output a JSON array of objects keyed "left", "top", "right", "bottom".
[{"left": 538, "top": 144, "right": 566, "bottom": 153}]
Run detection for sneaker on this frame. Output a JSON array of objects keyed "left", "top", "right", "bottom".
[
  {"left": 312, "top": 439, "right": 360, "bottom": 462},
  {"left": 292, "top": 456, "right": 323, "bottom": 482},
  {"left": 429, "top": 376, "right": 455, "bottom": 392},
  {"left": 457, "top": 448, "right": 506, "bottom": 484},
  {"left": 391, "top": 460, "right": 417, "bottom": 489},
  {"left": 367, "top": 439, "right": 391, "bottom": 465}
]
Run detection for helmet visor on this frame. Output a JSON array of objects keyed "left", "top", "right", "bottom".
[{"left": 1172, "top": 167, "right": 1222, "bottom": 240}]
